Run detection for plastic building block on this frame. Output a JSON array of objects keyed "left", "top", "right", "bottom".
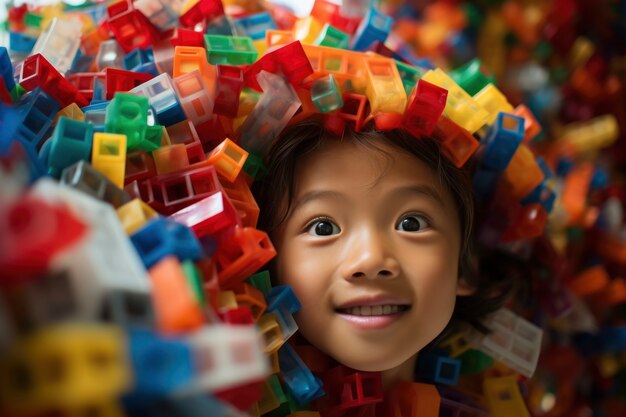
[
  {"left": 311, "top": 74, "right": 343, "bottom": 113},
  {"left": 416, "top": 350, "right": 461, "bottom": 385},
  {"left": 480, "top": 112, "right": 525, "bottom": 171},
  {"left": 214, "top": 379, "right": 264, "bottom": 412},
  {"left": 0, "top": 104, "right": 21, "bottom": 156},
  {"left": 512, "top": 104, "right": 541, "bottom": 143},
  {"left": 402, "top": 79, "right": 447, "bottom": 137},
  {"left": 152, "top": 144, "right": 189, "bottom": 175},
  {"left": 242, "top": 151, "right": 268, "bottom": 182},
  {"left": 116, "top": 198, "right": 158, "bottom": 235},
  {"left": 103, "top": 68, "right": 155, "bottom": 100},
  {"left": 439, "top": 330, "right": 473, "bottom": 358},
  {"left": 500, "top": 143, "right": 544, "bottom": 200},
  {"left": 171, "top": 28, "right": 205, "bottom": 47},
  {"left": 220, "top": 174, "right": 260, "bottom": 227},
  {"left": 320, "top": 366, "right": 383, "bottom": 413},
  {"left": 0, "top": 48, "right": 16, "bottom": 93},
  {"left": 449, "top": 58, "right": 496, "bottom": 96},
  {"left": 383, "top": 381, "right": 440, "bottom": 417},
  {"left": 257, "top": 313, "right": 285, "bottom": 353},
  {"left": 66, "top": 72, "right": 105, "bottom": 102},
  {"left": 30, "top": 17, "right": 82, "bottom": 75},
  {"left": 15, "top": 88, "right": 60, "bottom": 151},
  {"left": 54, "top": 102, "right": 84, "bottom": 124},
  {"left": 421, "top": 68, "right": 489, "bottom": 133},
  {"left": 266, "top": 29, "right": 295, "bottom": 49},
  {"left": 204, "top": 35, "right": 258, "bottom": 66},
  {"left": 0, "top": 324, "right": 131, "bottom": 410},
  {"left": 46, "top": 116, "right": 93, "bottom": 178},
  {"left": 233, "top": 12, "right": 277, "bottom": 40},
  {"left": 469, "top": 308, "right": 543, "bottom": 378},
  {"left": 62, "top": 160, "right": 132, "bottom": 208},
  {"left": 314, "top": 24, "right": 349, "bottom": 49},
  {"left": 278, "top": 343, "right": 325, "bottom": 405},
  {"left": 364, "top": 57, "right": 407, "bottom": 115},
  {"left": 206, "top": 138, "right": 249, "bottom": 183},
  {"left": 148, "top": 256, "right": 205, "bottom": 333},
  {"left": 125, "top": 150, "right": 156, "bottom": 184},
  {"left": 92, "top": 132, "right": 127, "bottom": 189},
  {"left": 106, "top": 0, "right": 156, "bottom": 53},
  {"left": 172, "top": 70, "right": 215, "bottom": 127},
  {"left": 568, "top": 265, "right": 610, "bottom": 298},
  {"left": 559, "top": 114, "right": 619, "bottom": 154},
  {"left": 433, "top": 116, "right": 479, "bottom": 168},
  {"left": 126, "top": 327, "right": 194, "bottom": 398},
  {"left": 438, "top": 389, "right": 488, "bottom": 417},
  {"left": 171, "top": 190, "right": 240, "bottom": 237},
  {"left": 258, "top": 376, "right": 283, "bottom": 414},
  {"left": 172, "top": 46, "right": 216, "bottom": 94},
  {"left": 134, "top": 0, "right": 183, "bottom": 30},
  {"left": 483, "top": 375, "right": 531, "bottom": 417},
  {"left": 238, "top": 71, "right": 302, "bottom": 157},
  {"left": 130, "top": 217, "right": 203, "bottom": 268},
  {"left": 96, "top": 39, "right": 126, "bottom": 72},
  {"left": 214, "top": 226, "right": 277, "bottom": 289},
  {"left": 395, "top": 60, "right": 426, "bottom": 96},
  {"left": 246, "top": 270, "right": 272, "bottom": 298},
  {"left": 9, "top": 31, "right": 37, "bottom": 52},
  {"left": 179, "top": 0, "right": 224, "bottom": 28},
  {"left": 350, "top": 7, "right": 392, "bottom": 51},
  {"left": 244, "top": 41, "right": 313, "bottom": 91},
  {"left": 131, "top": 73, "right": 186, "bottom": 127},
  {"left": 105, "top": 92, "right": 149, "bottom": 151},
  {"left": 177, "top": 324, "right": 268, "bottom": 395},
  {"left": 214, "top": 65, "right": 244, "bottom": 118},
  {"left": 473, "top": 83, "right": 514, "bottom": 126},
  {"left": 268, "top": 285, "right": 301, "bottom": 315}
]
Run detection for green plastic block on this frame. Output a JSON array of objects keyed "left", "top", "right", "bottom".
[
  {"left": 315, "top": 24, "right": 350, "bottom": 49},
  {"left": 395, "top": 60, "right": 425, "bottom": 95},
  {"left": 24, "top": 12, "right": 43, "bottom": 29},
  {"left": 138, "top": 124, "right": 163, "bottom": 152},
  {"left": 204, "top": 35, "right": 258, "bottom": 65},
  {"left": 268, "top": 374, "right": 287, "bottom": 404},
  {"left": 245, "top": 270, "right": 272, "bottom": 299},
  {"left": 459, "top": 348, "right": 495, "bottom": 375},
  {"left": 182, "top": 260, "right": 206, "bottom": 307},
  {"left": 105, "top": 93, "right": 149, "bottom": 151},
  {"left": 311, "top": 74, "right": 343, "bottom": 113},
  {"left": 10, "top": 84, "right": 25, "bottom": 103},
  {"left": 449, "top": 58, "right": 496, "bottom": 96},
  {"left": 242, "top": 151, "right": 268, "bottom": 181}
]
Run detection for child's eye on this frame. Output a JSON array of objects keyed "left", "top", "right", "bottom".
[
  {"left": 306, "top": 218, "right": 341, "bottom": 236},
  {"left": 396, "top": 214, "right": 430, "bottom": 232}
]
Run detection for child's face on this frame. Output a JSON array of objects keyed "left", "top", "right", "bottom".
[{"left": 273, "top": 137, "right": 465, "bottom": 373}]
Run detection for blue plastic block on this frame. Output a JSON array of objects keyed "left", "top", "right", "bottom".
[
  {"left": 0, "top": 103, "right": 21, "bottom": 155},
  {"left": 46, "top": 116, "right": 94, "bottom": 178},
  {"left": 590, "top": 167, "right": 609, "bottom": 191},
  {"left": 417, "top": 348, "right": 462, "bottom": 385},
  {"left": 0, "top": 47, "right": 16, "bottom": 91},
  {"left": 521, "top": 182, "right": 556, "bottom": 214},
  {"left": 152, "top": 94, "right": 186, "bottom": 127},
  {"left": 278, "top": 343, "right": 325, "bottom": 405},
  {"left": 134, "top": 62, "right": 159, "bottom": 76},
  {"left": 130, "top": 218, "right": 203, "bottom": 268},
  {"left": 350, "top": 7, "right": 392, "bottom": 51},
  {"left": 126, "top": 328, "right": 194, "bottom": 398},
  {"left": 555, "top": 156, "right": 574, "bottom": 177},
  {"left": 15, "top": 88, "right": 60, "bottom": 150},
  {"left": 480, "top": 112, "right": 525, "bottom": 171},
  {"left": 124, "top": 48, "right": 153, "bottom": 71},
  {"left": 232, "top": 12, "right": 277, "bottom": 40},
  {"left": 267, "top": 285, "right": 301, "bottom": 314},
  {"left": 9, "top": 31, "right": 37, "bottom": 53}
]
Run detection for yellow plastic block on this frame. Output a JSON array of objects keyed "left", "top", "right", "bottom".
[
  {"left": 54, "top": 103, "right": 84, "bottom": 125},
  {"left": 477, "top": 11, "right": 507, "bottom": 80},
  {"left": 218, "top": 290, "right": 238, "bottom": 309},
  {"left": 153, "top": 143, "right": 190, "bottom": 175},
  {"left": 160, "top": 125, "right": 172, "bottom": 147},
  {"left": 269, "top": 350, "right": 280, "bottom": 374},
  {"left": 439, "top": 330, "right": 473, "bottom": 358},
  {"left": 422, "top": 68, "right": 489, "bottom": 133},
  {"left": 473, "top": 83, "right": 514, "bottom": 126},
  {"left": 559, "top": 114, "right": 619, "bottom": 154},
  {"left": 0, "top": 324, "right": 131, "bottom": 411},
  {"left": 116, "top": 198, "right": 158, "bottom": 235},
  {"left": 501, "top": 144, "right": 544, "bottom": 200},
  {"left": 91, "top": 132, "right": 127, "bottom": 188},
  {"left": 483, "top": 375, "right": 531, "bottom": 417},
  {"left": 257, "top": 313, "right": 285, "bottom": 354},
  {"left": 253, "top": 38, "right": 267, "bottom": 58},
  {"left": 364, "top": 57, "right": 408, "bottom": 114},
  {"left": 294, "top": 16, "right": 324, "bottom": 45},
  {"left": 569, "top": 37, "right": 595, "bottom": 69},
  {"left": 206, "top": 138, "right": 249, "bottom": 183}
]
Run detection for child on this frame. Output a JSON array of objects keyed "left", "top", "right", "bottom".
[{"left": 253, "top": 118, "right": 519, "bottom": 390}]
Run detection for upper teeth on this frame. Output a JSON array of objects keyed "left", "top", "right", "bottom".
[{"left": 345, "top": 305, "right": 402, "bottom": 316}]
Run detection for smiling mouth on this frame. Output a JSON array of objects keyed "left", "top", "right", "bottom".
[{"left": 336, "top": 305, "right": 411, "bottom": 316}]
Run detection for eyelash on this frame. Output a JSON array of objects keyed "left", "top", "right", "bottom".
[
  {"left": 396, "top": 212, "right": 432, "bottom": 232},
  {"left": 303, "top": 216, "right": 338, "bottom": 233}
]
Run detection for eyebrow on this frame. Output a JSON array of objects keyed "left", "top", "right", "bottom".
[
  {"left": 387, "top": 184, "right": 448, "bottom": 209},
  {"left": 292, "top": 190, "right": 344, "bottom": 211}
]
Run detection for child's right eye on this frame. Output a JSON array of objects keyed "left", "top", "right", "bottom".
[{"left": 306, "top": 218, "right": 341, "bottom": 236}]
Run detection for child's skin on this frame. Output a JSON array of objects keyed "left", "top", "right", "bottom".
[{"left": 271, "top": 136, "right": 474, "bottom": 388}]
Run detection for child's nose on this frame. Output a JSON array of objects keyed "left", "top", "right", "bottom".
[{"left": 340, "top": 228, "right": 401, "bottom": 281}]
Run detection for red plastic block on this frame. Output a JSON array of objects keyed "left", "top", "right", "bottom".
[
  {"left": 402, "top": 79, "right": 448, "bottom": 137},
  {"left": 166, "top": 119, "right": 206, "bottom": 164},
  {"left": 124, "top": 150, "right": 157, "bottom": 185},
  {"left": 171, "top": 28, "right": 206, "bottom": 47},
  {"left": 0, "top": 81, "right": 12, "bottom": 104},
  {"left": 104, "top": 68, "right": 155, "bottom": 100},
  {"left": 0, "top": 197, "right": 87, "bottom": 284},
  {"left": 215, "top": 65, "right": 245, "bottom": 118},
  {"left": 215, "top": 226, "right": 276, "bottom": 289},
  {"left": 214, "top": 380, "right": 264, "bottom": 412},
  {"left": 19, "top": 54, "right": 89, "bottom": 107},
  {"left": 337, "top": 93, "right": 369, "bottom": 132},
  {"left": 320, "top": 366, "right": 383, "bottom": 415},
  {"left": 311, "top": 0, "right": 361, "bottom": 35},
  {"left": 220, "top": 174, "right": 260, "bottom": 228},
  {"left": 171, "top": 191, "right": 241, "bottom": 237},
  {"left": 179, "top": 0, "right": 224, "bottom": 28},
  {"left": 244, "top": 41, "right": 314, "bottom": 91},
  {"left": 217, "top": 306, "right": 255, "bottom": 325},
  {"left": 67, "top": 72, "right": 106, "bottom": 102},
  {"left": 500, "top": 203, "right": 547, "bottom": 242},
  {"left": 107, "top": 0, "right": 157, "bottom": 52}
]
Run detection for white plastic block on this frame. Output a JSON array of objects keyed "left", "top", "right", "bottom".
[
  {"left": 31, "top": 17, "right": 82, "bottom": 74},
  {"left": 131, "top": 73, "right": 180, "bottom": 116}
]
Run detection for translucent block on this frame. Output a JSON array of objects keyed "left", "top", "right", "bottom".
[
  {"left": 172, "top": 46, "right": 216, "bottom": 101},
  {"left": 433, "top": 116, "right": 479, "bottom": 168},
  {"left": 92, "top": 132, "right": 127, "bottom": 188},
  {"left": 177, "top": 324, "right": 269, "bottom": 394},
  {"left": 480, "top": 112, "right": 525, "bottom": 171},
  {"left": 470, "top": 308, "right": 543, "bottom": 378},
  {"left": 483, "top": 375, "right": 531, "bottom": 417},
  {"left": 172, "top": 70, "right": 215, "bottom": 126},
  {"left": 170, "top": 190, "right": 240, "bottom": 237},
  {"left": 131, "top": 73, "right": 186, "bottom": 126},
  {"left": 238, "top": 71, "right": 302, "bottom": 157},
  {"left": 153, "top": 144, "right": 190, "bottom": 175},
  {"left": 232, "top": 12, "right": 277, "bottom": 41},
  {"left": 314, "top": 24, "right": 349, "bottom": 49},
  {"left": 311, "top": 74, "right": 343, "bottom": 112},
  {"left": 350, "top": 7, "right": 392, "bottom": 51},
  {"left": 206, "top": 138, "right": 249, "bottom": 182},
  {"left": 422, "top": 68, "right": 490, "bottom": 133},
  {"left": 257, "top": 313, "right": 285, "bottom": 354},
  {"left": 473, "top": 83, "right": 514, "bottom": 126},
  {"left": 96, "top": 39, "right": 126, "bottom": 72},
  {"left": 134, "top": 0, "right": 183, "bottom": 30},
  {"left": 395, "top": 60, "right": 426, "bottom": 96},
  {"left": 364, "top": 57, "right": 407, "bottom": 114},
  {"left": 116, "top": 198, "right": 158, "bottom": 235},
  {"left": 266, "top": 29, "right": 295, "bottom": 49},
  {"left": 204, "top": 35, "right": 258, "bottom": 65},
  {"left": 293, "top": 15, "right": 324, "bottom": 45},
  {"left": 61, "top": 160, "right": 132, "bottom": 208},
  {"left": 403, "top": 79, "right": 448, "bottom": 137},
  {"left": 30, "top": 17, "right": 82, "bottom": 75},
  {"left": 278, "top": 343, "right": 325, "bottom": 405},
  {"left": 501, "top": 144, "right": 544, "bottom": 200},
  {"left": 31, "top": 179, "right": 150, "bottom": 319},
  {"left": 449, "top": 58, "right": 496, "bottom": 96},
  {"left": 559, "top": 114, "right": 619, "bottom": 154}
]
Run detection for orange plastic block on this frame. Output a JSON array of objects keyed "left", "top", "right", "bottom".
[
  {"left": 91, "top": 132, "right": 127, "bottom": 189},
  {"left": 266, "top": 29, "right": 295, "bottom": 49},
  {"left": 172, "top": 70, "right": 214, "bottom": 127},
  {"left": 568, "top": 265, "right": 610, "bottom": 298},
  {"left": 385, "top": 381, "right": 440, "bottom": 417},
  {"left": 364, "top": 57, "right": 407, "bottom": 114},
  {"left": 220, "top": 174, "right": 260, "bottom": 228},
  {"left": 603, "top": 278, "right": 626, "bottom": 306},
  {"left": 166, "top": 119, "right": 205, "bottom": 164},
  {"left": 153, "top": 144, "right": 190, "bottom": 175},
  {"left": 257, "top": 313, "right": 285, "bottom": 354},
  {"left": 500, "top": 143, "right": 544, "bottom": 200},
  {"left": 302, "top": 44, "right": 367, "bottom": 92},
  {"left": 290, "top": 88, "right": 320, "bottom": 125},
  {"left": 336, "top": 93, "right": 369, "bottom": 132},
  {"left": 433, "top": 116, "right": 479, "bottom": 168},
  {"left": 172, "top": 46, "right": 216, "bottom": 95},
  {"left": 149, "top": 256, "right": 205, "bottom": 333},
  {"left": 561, "top": 162, "right": 594, "bottom": 225},
  {"left": 483, "top": 375, "right": 531, "bottom": 417},
  {"left": 269, "top": 351, "right": 280, "bottom": 374},
  {"left": 206, "top": 138, "right": 249, "bottom": 183},
  {"left": 215, "top": 226, "right": 277, "bottom": 289},
  {"left": 513, "top": 104, "right": 541, "bottom": 143}
]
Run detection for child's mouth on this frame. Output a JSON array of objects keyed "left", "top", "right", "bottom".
[
  {"left": 335, "top": 305, "right": 411, "bottom": 330},
  {"left": 335, "top": 305, "right": 411, "bottom": 316}
]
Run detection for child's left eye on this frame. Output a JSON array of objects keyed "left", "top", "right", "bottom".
[
  {"left": 396, "top": 214, "right": 430, "bottom": 232},
  {"left": 306, "top": 219, "right": 341, "bottom": 236}
]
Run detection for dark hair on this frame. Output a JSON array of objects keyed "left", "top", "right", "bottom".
[{"left": 252, "top": 118, "right": 518, "bottom": 333}]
